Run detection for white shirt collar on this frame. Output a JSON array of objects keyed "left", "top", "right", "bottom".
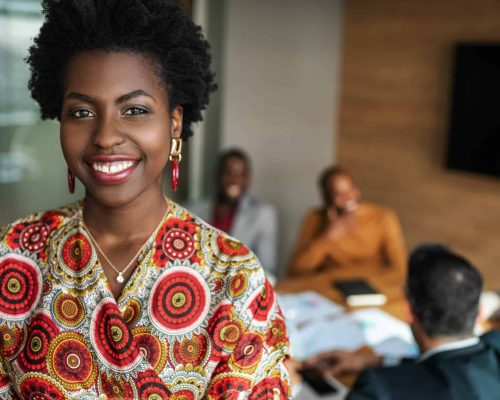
[{"left": 418, "top": 336, "right": 480, "bottom": 362}]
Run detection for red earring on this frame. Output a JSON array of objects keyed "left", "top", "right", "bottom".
[
  {"left": 171, "top": 159, "right": 179, "bottom": 191},
  {"left": 67, "top": 168, "right": 75, "bottom": 194},
  {"left": 169, "top": 138, "right": 182, "bottom": 192}
]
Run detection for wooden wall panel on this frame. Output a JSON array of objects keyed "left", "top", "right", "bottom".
[{"left": 339, "top": 0, "right": 500, "bottom": 286}]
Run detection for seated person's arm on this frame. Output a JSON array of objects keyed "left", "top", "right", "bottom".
[
  {"left": 305, "top": 348, "right": 382, "bottom": 376},
  {"left": 288, "top": 210, "right": 333, "bottom": 276},
  {"left": 381, "top": 210, "right": 407, "bottom": 272}
]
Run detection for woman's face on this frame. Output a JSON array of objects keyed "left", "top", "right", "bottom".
[
  {"left": 219, "top": 156, "right": 249, "bottom": 200},
  {"left": 328, "top": 173, "right": 361, "bottom": 213},
  {"left": 60, "top": 50, "right": 182, "bottom": 207}
]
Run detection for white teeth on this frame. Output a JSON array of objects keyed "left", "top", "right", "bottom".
[{"left": 92, "top": 161, "right": 134, "bottom": 174}]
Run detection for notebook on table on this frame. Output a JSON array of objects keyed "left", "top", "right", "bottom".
[{"left": 333, "top": 279, "right": 387, "bottom": 307}]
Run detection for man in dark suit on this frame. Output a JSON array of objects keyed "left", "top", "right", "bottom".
[{"left": 306, "top": 245, "right": 500, "bottom": 400}]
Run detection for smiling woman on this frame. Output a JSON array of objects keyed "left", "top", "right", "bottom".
[{"left": 0, "top": 0, "right": 291, "bottom": 399}]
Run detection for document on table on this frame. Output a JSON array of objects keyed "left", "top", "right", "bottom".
[
  {"left": 279, "top": 291, "right": 418, "bottom": 361},
  {"left": 350, "top": 308, "right": 418, "bottom": 358},
  {"left": 289, "top": 314, "right": 366, "bottom": 360},
  {"left": 277, "top": 291, "right": 344, "bottom": 326}
]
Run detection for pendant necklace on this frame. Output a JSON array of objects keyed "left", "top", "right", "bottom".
[{"left": 82, "top": 200, "right": 170, "bottom": 283}]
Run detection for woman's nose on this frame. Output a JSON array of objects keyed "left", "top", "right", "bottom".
[{"left": 92, "top": 116, "right": 125, "bottom": 149}]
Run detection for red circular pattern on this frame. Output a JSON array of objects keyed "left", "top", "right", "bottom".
[
  {"left": 47, "top": 332, "right": 97, "bottom": 390},
  {"left": 123, "top": 298, "right": 142, "bottom": 327},
  {"left": 39, "top": 210, "right": 64, "bottom": 230},
  {"left": 0, "top": 324, "right": 24, "bottom": 359},
  {"left": 52, "top": 293, "right": 85, "bottom": 327},
  {"left": 135, "top": 370, "right": 172, "bottom": 399},
  {"left": 246, "top": 279, "right": 276, "bottom": 325},
  {"left": 163, "top": 229, "right": 195, "bottom": 260},
  {"left": 19, "top": 375, "right": 67, "bottom": 400},
  {"left": 99, "top": 372, "right": 136, "bottom": 399},
  {"left": 231, "top": 332, "right": 264, "bottom": 371},
  {"left": 149, "top": 268, "right": 210, "bottom": 335},
  {"left": 216, "top": 236, "right": 250, "bottom": 257},
  {"left": 171, "top": 332, "right": 209, "bottom": 367},
  {"left": 19, "top": 223, "right": 50, "bottom": 253},
  {"left": 228, "top": 273, "right": 248, "bottom": 299},
  {"left": 266, "top": 318, "right": 288, "bottom": 348},
  {"left": 0, "top": 255, "right": 42, "bottom": 321},
  {"left": 153, "top": 218, "right": 198, "bottom": 265},
  {"left": 19, "top": 312, "right": 59, "bottom": 372},
  {"left": 207, "top": 303, "right": 243, "bottom": 358},
  {"left": 170, "top": 389, "right": 196, "bottom": 400},
  {"left": 249, "top": 377, "right": 288, "bottom": 400},
  {"left": 61, "top": 233, "right": 92, "bottom": 271},
  {"left": 90, "top": 299, "right": 142, "bottom": 372},
  {"left": 133, "top": 327, "right": 168, "bottom": 374},
  {"left": 207, "top": 375, "right": 252, "bottom": 399}
]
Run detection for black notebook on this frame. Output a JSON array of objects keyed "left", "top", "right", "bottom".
[{"left": 333, "top": 279, "right": 387, "bottom": 307}]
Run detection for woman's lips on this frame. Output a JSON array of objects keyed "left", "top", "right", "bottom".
[{"left": 85, "top": 157, "right": 139, "bottom": 185}]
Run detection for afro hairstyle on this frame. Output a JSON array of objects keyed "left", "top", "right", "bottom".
[{"left": 27, "top": 0, "right": 216, "bottom": 139}]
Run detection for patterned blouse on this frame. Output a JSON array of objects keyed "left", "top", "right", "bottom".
[{"left": 0, "top": 201, "right": 290, "bottom": 399}]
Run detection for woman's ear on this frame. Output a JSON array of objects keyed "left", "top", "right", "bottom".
[{"left": 170, "top": 106, "right": 183, "bottom": 139}]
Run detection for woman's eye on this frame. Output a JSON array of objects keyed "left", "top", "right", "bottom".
[
  {"left": 69, "top": 109, "right": 94, "bottom": 118},
  {"left": 123, "top": 107, "right": 148, "bottom": 116}
]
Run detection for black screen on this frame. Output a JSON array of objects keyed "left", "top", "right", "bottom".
[{"left": 447, "top": 44, "right": 500, "bottom": 178}]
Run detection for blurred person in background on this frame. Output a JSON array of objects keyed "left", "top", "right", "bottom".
[
  {"left": 306, "top": 244, "right": 500, "bottom": 400},
  {"left": 191, "top": 148, "right": 279, "bottom": 279},
  {"left": 288, "top": 166, "right": 406, "bottom": 276}
]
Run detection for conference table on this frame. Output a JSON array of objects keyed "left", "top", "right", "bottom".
[
  {"left": 276, "top": 264, "right": 405, "bottom": 388},
  {"left": 275, "top": 264, "right": 500, "bottom": 389}
]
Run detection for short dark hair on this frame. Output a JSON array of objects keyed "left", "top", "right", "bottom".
[
  {"left": 216, "top": 148, "right": 251, "bottom": 177},
  {"left": 27, "top": 0, "right": 216, "bottom": 140},
  {"left": 318, "top": 165, "right": 348, "bottom": 207},
  {"left": 406, "top": 244, "right": 483, "bottom": 338}
]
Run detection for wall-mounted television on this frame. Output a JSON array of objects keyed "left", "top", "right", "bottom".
[{"left": 446, "top": 44, "right": 500, "bottom": 178}]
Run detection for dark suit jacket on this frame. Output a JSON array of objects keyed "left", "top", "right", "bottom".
[{"left": 347, "top": 331, "right": 500, "bottom": 400}]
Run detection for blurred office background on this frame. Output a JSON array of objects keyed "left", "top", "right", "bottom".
[{"left": 1, "top": 0, "right": 500, "bottom": 282}]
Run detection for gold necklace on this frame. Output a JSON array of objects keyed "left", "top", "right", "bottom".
[{"left": 81, "top": 199, "right": 170, "bottom": 283}]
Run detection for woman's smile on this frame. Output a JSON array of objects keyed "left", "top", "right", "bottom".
[{"left": 84, "top": 155, "right": 140, "bottom": 185}]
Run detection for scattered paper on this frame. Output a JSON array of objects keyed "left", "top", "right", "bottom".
[
  {"left": 290, "top": 314, "right": 366, "bottom": 360},
  {"left": 277, "top": 291, "right": 344, "bottom": 326},
  {"left": 279, "top": 291, "right": 419, "bottom": 361},
  {"left": 351, "top": 308, "right": 418, "bottom": 358}
]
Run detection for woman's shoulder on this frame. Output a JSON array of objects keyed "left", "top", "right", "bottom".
[
  {"left": 167, "top": 201, "right": 271, "bottom": 316},
  {"left": 173, "top": 201, "right": 262, "bottom": 266},
  {"left": 0, "top": 201, "right": 82, "bottom": 256},
  {"left": 170, "top": 201, "right": 265, "bottom": 275},
  {"left": 359, "top": 202, "right": 401, "bottom": 227},
  {"left": 360, "top": 202, "right": 393, "bottom": 216}
]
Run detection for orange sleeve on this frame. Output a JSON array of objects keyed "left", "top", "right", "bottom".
[
  {"left": 287, "top": 209, "right": 332, "bottom": 276},
  {"left": 381, "top": 210, "right": 407, "bottom": 273}
]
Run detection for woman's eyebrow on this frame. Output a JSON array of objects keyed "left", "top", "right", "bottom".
[
  {"left": 64, "top": 92, "right": 95, "bottom": 104},
  {"left": 116, "top": 89, "right": 155, "bottom": 104},
  {"left": 63, "top": 90, "right": 155, "bottom": 105}
]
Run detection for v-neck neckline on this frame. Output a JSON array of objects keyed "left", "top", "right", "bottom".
[{"left": 75, "top": 200, "right": 173, "bottom": 305}]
